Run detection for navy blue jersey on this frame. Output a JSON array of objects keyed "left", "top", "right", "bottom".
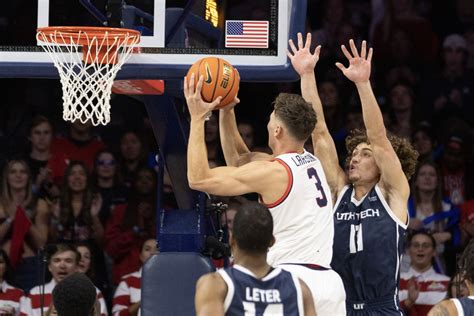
[
  {"left": 331, "top": 185, "right": 407, "bottom": 310},
  {"left": 218, "top": 264, "right": 303, "bottom": 316},
  {"left": 453, "top": 296, "right": 474, "bottom": 315}
]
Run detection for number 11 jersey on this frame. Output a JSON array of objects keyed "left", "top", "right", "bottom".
[
  {"left": 331, "top": 184, "right": 407, "bottom": 304},
  {"left": 263, "top": 150, "right": 334, "bottom": 267}
]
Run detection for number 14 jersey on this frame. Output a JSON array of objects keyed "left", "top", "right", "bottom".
[
  {"left": 263, "top": 150, "right": 334, "bottom": 267},
  {"left": 218, "top": 265, "right": 303, "bottom": 316}
]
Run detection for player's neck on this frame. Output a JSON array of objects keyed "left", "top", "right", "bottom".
[
  {"left": 234, "top": 254, "right": 271, "bottom": 279},
  {"left": 353, "top": 181, "right": 376, "bottom": 200},
  {"left": 273, "top": 141, "right": 304, "bottom": 156}
]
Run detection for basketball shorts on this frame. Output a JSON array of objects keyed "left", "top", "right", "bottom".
[{"left": 279, "top": 263, "right": 346, "bottom": 316}]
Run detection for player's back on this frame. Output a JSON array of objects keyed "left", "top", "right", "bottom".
[
  {"left": 452, "top": 296, "right": 474, "bottom": 315},
  {"left": 332, "top": 185, "right": 406, "bottom": 312},
  {"left": 264, "top": 150, "right": 334, "bottom": 267},
  {"left": 218, "top": 265, "right": 303, "bottom": 316}
]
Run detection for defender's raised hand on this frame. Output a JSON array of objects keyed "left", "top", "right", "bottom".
[
  {"left": 336, "top": 39, "right": 373, "bottom": 83},
  {"left": 287, "top": 32, "right": 321, "bottom": 76},
  {"left": 184, "top": 73, "right": 222, "bottom": 120}
]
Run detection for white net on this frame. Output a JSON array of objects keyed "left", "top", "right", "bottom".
[{"left": 36, "top": 28, "right": 140, "bottom": 126}]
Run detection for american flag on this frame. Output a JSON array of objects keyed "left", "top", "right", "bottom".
[{"left": 225, "top": 20, "right": 269, "bottom": 48}]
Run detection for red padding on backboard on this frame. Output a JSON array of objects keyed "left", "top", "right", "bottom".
[{"left": 112, "top": 79, "right": 165, "bottom": 95}]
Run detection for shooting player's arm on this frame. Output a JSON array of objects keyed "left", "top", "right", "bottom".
[{"left": 288, "top": 32, "right": 347, "bottom": 202}]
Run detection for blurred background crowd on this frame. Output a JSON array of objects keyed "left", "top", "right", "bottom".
[{"left": 0, "top": 0, "right": 473, "bottom": 315}]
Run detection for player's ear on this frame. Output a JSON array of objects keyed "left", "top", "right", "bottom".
[
  {"left": 274, "top": 125, "right": 282, "bottom": 138},
  {"left": 269, "top": 236, "right": 276, "bottom": 248}
]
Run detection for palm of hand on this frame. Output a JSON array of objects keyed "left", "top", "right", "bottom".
[
  {"left": 343, "top": 58, "right": 370, "bottom": 82},
  {"left": 292, "top": 50, "right": 317, "bottom": 75}
]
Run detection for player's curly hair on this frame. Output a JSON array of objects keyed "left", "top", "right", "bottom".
[
  {"left": 273, "top": 93, "right": 316, "bottom": 142},
  {"left": 459, "top": 239, "right": 474, "bottom": 285},
  {"left": 345, "top": 129, "right": 419, "bottom": 180}
]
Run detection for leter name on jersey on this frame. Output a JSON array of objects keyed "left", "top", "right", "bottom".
[{"left": 245, "top": 287, "right": 281, "bottom": 303}]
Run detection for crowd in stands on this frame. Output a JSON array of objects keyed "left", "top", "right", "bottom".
[{"left": 0, "top": 0, "right": 473, "bottom": 315}]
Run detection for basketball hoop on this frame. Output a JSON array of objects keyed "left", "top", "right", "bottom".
[{"left": 36, "top": 26, "right": 140, "bottom": 126}]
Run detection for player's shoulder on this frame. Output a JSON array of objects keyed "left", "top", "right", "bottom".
[
  {"left": 428, "top": 299, "right": 457, "bottom": 316},
  {"left": 196, "top": 272, "right": 228, "bottom": 296},
  {"left": 197, "top": 272, "right": 226, "bottom": 288}
]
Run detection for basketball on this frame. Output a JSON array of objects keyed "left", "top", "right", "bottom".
[{"left": 186, "top": 57, "right": 240, "bottom": 109}]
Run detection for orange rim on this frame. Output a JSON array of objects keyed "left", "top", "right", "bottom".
[{"left": 36, "top": 26, "right": 140, "bottom": 46}]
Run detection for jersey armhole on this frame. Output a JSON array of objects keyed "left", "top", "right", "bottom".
[
  {"left": 261, "top": 158, "right": 293, "bottom": 208},
  {"left": 217, "top": 270, "right": 234, "bottom": 312}
]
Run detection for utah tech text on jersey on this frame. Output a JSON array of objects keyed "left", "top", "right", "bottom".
[{"left": 336, "top": 208, "right": 380, "bottom": 221}]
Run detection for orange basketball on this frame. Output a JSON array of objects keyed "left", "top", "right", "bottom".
[{"left": 186, "top": 57, "right": 240, "bottom": 109}]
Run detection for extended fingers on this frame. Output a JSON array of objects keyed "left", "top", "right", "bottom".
[
  {"left": 335, "top": 62, "right": 346, "bottom": 72},
  {"left": 361, "top": 40, "right": 367, "bottom": 60},
  {"left": 349, "top": 39, "right": 359, "bottom": 58},
  {"left": 341, "top": 44, "right": 352, "bottom": 60},
  {"left": 367, "top": 47, "right": 373, "bottom": 63},
  {"left": 314, "top": 45, "right": 321, "bottom": 58},
  {"left": 297, "top": 32, "right": 304, "bottom": 49},
  {"left": 305, "top": 32, "right": 312, "bottom": 49}
]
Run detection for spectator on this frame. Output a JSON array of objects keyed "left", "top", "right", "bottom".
[
  {"left": 428, "top": 239, "right": 474, "bottom": 315},
  {"left": 19, "top": 243, "right": 108, "bottom": 316},
  {"left": 386, "top": 81, "right": 418, "bottom": 139},
  {"left": 460, "top": 199, "right": 474, "bottom": 248},
  {"left": 74, "top": 241, "right": 112, "bottom": 315},
  {"left": 437, "top": 134, "right": 474, "bottom": 206},
  {"left": 447, "top": 273, "right": 469, "bottom": 299},
  {"left": 51, "top": 120, "right": 105, "bottom": 172},
  {"left": 204, "top": 114, "right": 224, "bottom": 167},
  {"left": 399, "top": 231, "right": 450, "bottom": 315},
  {"left": 411, "top": 123, "right": 440, "bottom": 162},
  {"left": 237, "top": 121, "right": 255, "bottom": 151},
  {"left": 50, "top": 161, "right": 104, "bottom": 244},
  {"left": 464, "top": 28, "right": 474, "bottom": 71},
  {"left": 26, "top": 115, "right": 66, "bottom": 201},
  {"left": 105, "top": 167, "right": 157, "bottom": 285},
  {"left": 91, "top": 149, "right": 127, "bottom": 226},
  {"left": 421, "top": 33, "right": 474, "bottom": 126},
  {"left": 407, "top": 160, "right": 461, "bottom": 274},
  {"left": 0, "top": 250, "right": 24, "bottom": 315},
  {"left": 0, "top": 159, "right": 50, "bottom": 292},
  {"left": 112, "top": 238, "right": 157, "bottom": 316},
  {"left": 118, "top": 130, "right": 148, "bottom": 188}
]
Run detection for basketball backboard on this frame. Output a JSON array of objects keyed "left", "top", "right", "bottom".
[{"left": 0, "top": 0, "right": 305, "bottom": 81}]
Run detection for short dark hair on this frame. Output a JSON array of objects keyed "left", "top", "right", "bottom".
[
  {"left": 29, "top": 115, "right": 52, "bottom": 134},
  {"left": 232, "top": 202, "right": 273, "bottom": 253},
  {"left": 408, "top": 230, "right": 436, "bottom": 249},
  {"left": 52, "top": 273, "right": 97, "bottom": 316},
  {"left": 46, "top": 243, "right": 80, "bottom": 265},
  {"left": 273, "top": 93, "right": 316, "bottom": 142}
]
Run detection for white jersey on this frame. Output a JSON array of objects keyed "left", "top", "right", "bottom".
[{"left": 263, "top": 150, "right": 334, "bottom": 267}]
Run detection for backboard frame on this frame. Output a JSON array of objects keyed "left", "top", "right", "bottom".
[{"left": 0, "top": 0, "right": 305, "bottom": 81}]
